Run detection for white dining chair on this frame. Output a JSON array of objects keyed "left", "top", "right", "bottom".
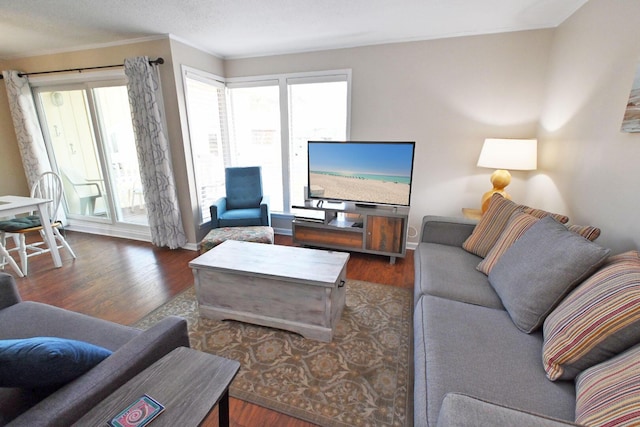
[
  {"left": 0, "top": 233, "right": 24, "bottom": 277},
  {"left": 0, "top": 172, "right": 76, "bottom": 275}
]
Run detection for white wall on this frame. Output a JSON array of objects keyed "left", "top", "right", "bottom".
[
  {"left": 531, "top": 0, "right": 640, "bottom": 253},
  {"left": 165, "top": 38, "right": 225, "bottom": 244},
  {"left": 225, "top": 30, "right": 554, "bottom": 243}
]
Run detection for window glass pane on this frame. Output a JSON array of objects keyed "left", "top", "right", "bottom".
[
  {"left": 93, "top": 86, "right": 148, "bottom": 225},
  {"left": 184, "top": 76, "right": 227, "bottom": 223},
  {"left": 288, "top": 81, "right": 348, "bottom": 207},
  {"left": 228, "top": 86, "right": 283, "bottom": 212},
  {"left": 38, "top": 89, "right": 111, "bottom": 220}
]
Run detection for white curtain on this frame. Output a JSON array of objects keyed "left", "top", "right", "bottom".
[
  {"left": 124, "top": 57, "right": 187, "bottom": 249},
  {"left": 2, "top": 70, "right": 52, "bottom": 188},
  {"left": 3, "top": 70, "right": 69, "bottom": 224}
]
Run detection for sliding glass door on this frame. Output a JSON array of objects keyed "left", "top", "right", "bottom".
[{"left": 35, "top": 83, "right": 148, "bottom": 226}]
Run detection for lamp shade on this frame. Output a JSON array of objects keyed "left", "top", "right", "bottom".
[{"left": 477, "top": 138, "right": 537, "bottom": 171}]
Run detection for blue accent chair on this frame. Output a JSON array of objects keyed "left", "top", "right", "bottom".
[{"left": 210, "top": 167, "right": 270, "bottom": 229}]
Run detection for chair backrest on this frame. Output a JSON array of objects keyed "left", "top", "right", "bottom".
[
  {"left": 225, "top": 167, "right": 263, "bottom": 210},
  {"left": 60, "top": 169, "right": 102, "bottom": 197},
  {"left": 31, "top": 171, "right": 64, "bottom": 221}
]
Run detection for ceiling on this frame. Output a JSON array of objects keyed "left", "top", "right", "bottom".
[{"left": 0, "top": 0, "right": 588, "bottom": 60}]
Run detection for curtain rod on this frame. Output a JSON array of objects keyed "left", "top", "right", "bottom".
[{"left": 0, "top": 57, "right": 164, "bottom": 80}]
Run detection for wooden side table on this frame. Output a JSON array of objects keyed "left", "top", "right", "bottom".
[
  {"left": 73, "top": 347, "right": 240, "bottom": 427},
  {"left": 462, "top": 208, "right": 483, "bottom": 220}
]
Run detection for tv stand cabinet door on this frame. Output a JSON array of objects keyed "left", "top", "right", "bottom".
[
  {"left": 294, "top": 223, "right": 363, "bottom": 249},
  {"left": 366, "top": 215, "right": 404, "bottom": 254}
]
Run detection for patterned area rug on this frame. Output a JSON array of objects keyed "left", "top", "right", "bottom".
[{"left": 134, "top": 280, "right": 413, "bottom": 427}]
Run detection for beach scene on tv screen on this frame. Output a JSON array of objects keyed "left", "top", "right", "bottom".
[{"left": 308, "top": 142, "right": 413, "bottom": 206}]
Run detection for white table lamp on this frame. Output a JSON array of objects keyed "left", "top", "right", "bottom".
[{"left": 477, "top": 138, "right": 537, "bottom": 213}]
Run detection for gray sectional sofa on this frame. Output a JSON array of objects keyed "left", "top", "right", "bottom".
[
  {"left": 0, "top": 272, "right": 190, "bottom": 426},
  {"left": 412, "top": 211, "right": 628, "bottom": 427}
]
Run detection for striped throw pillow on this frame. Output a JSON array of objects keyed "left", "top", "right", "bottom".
[
  {"left": 575, "top": 344, "right": 640, "bottom": 427},
  {"left": 522, "top": 207, "right": 569, "bottom": 224},
  {"left": 542, "top": 251, "right": 640, "bottom": 381},
  {"left": 477, "top": 211, "right": 539, "bottom": 275},
  {"left": 463, "top": 194, "right": 521, "bottom": 258},
  {"left": 567, "top": 224, "right": 601, "bottom": 241},
  {"left": 463, "top": 194, "right": 569, "bottom": 258}
]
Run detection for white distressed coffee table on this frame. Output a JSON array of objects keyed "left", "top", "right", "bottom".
[{"left": 189, "top": 240, "right": 350, "bottom": 342}]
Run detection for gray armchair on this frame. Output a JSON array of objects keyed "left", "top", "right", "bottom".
[
  {"left": 210, "top": 166, "right": 270, "bottom": 229},
  {"left": 0, "top": 273, "right": 189, "bottom": 426}
]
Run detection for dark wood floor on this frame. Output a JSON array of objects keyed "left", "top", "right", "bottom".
[{"left": 7, "top": 231, "right": 415, "bottom": 427}]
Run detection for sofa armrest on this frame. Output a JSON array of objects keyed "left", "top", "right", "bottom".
[
  {"left": 419, "top": 216, "right": 477, "bottom": 247},
  {"left": 9, "top": 316, "right": 190, "bottom": 426},
  {"left": 436, "top": 393, "right": 580, "bottom": 427},
  {"left": 209, "top": 197, "right": 227, "bottom": 229},
  {"left": 0, "top": 273, "right": 21, "bottom": 310}
]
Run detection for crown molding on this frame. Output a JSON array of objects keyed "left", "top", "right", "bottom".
[
  {"left": 167, "top": 34, "right": 224, "bottom": 60},
  {"left": 2, "top": 34, "right": 169, "bottom": 60}
]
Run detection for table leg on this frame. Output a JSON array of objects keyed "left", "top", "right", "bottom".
[
  {"left": 36, "top": 204, "right": 62, "bottom": 268},
  {"left": 219, "top": 390, "right": 230, "bottom": 427}
]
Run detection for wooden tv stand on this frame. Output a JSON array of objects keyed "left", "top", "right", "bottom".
[{"left": 292, "top": 201, "right": 409, "bottom": 264}]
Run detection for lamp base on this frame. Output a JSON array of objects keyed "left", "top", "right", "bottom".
[{"left": 480, "top": 169, "right": 511, "bottom": 213}]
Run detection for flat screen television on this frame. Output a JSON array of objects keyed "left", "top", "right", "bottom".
[{"left": 307, "top": 141, "right": 415, "bottom": 207}]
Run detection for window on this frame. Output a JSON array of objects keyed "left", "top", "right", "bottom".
[
  {"left": 287, "top": 77, "right": 349, "bottom": 207},
  {"left": 183, "top": 68, "right": 351, "bottom": 226},
  {"left": 227, "top": 83, "right": 283, "bottom": 211},
  {"left": 183, "top": 70, "right": 228, "bottom": 223}
]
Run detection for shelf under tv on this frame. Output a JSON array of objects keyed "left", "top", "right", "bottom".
[{"left": 292, "top": 201, "right": 409, "bottom": 264}]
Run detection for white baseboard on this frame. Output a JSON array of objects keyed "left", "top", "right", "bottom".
[{"left": 66, "top": 223, "right": 151, "bottom": 242}]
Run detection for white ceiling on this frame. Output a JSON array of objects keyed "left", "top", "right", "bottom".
[{"left": 0, "top": 0, "right": 588, "bottom": 60}]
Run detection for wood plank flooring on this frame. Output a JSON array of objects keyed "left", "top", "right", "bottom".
[{"left": 7, "top": 231, "right": 414, "bottom": 427}]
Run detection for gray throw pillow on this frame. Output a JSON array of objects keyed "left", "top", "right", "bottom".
[{"left": 488, "top": 216, "right": 610, "bottom": 333}]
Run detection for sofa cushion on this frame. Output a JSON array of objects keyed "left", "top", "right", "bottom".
[
  {"left": 462, "top": 194, "right": 568, "bottom": 258},
  {"left": 0, "top": 215, "right": 42, "bottom": 231},
  {"left": 225, "top": 167, "right": 263, "bottom": 210},
  {"left": 542, "top": 250, "right": 640, "bottom": 380},
  {"left": 488, "top": 216, "right": 610, "bottom": 333},
  {"left": 575, "top": 344, "right": 640, "bottom": 427},
  {"left": 414, "top": 242, "right": 503, "bottom": 310},
  {"left": 478, "top": 219, "right": 602, "bottom": 277},
  {"left": 477, "top": 211, "right": 539, "bottom": 275},
  {"left": 0, "top": 337, "right": 111, "bottom": 388},
  {"left": 414, "top": 295, "right": 576, "bottom": 427},
  {"left": 437, "top": 393, "right": 580, "bottom": 427},
  {"left": 0, "top": 301, "right": 139, "bottom": 351}
]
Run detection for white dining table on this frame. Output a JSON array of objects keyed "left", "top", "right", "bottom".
[{"left": 0, "top": 195, "right": 62, "bottom": 277}]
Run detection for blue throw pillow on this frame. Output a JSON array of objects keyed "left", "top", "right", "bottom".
[{"left": 0, "top": 337, "right": 112, "bottom": 388}]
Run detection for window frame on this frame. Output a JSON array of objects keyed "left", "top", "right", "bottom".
[
  {"left": 31, "top": 71, "right": 154, "bottom": 241},
  {"left": 226, "top": 69, "right": 352, "bottom": 214},
  {"left": 182, "top": 67, "right": 352, "bottom": 227},
  {"left": 181, "top": 66, "right": 230, "bottom": 225}
]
